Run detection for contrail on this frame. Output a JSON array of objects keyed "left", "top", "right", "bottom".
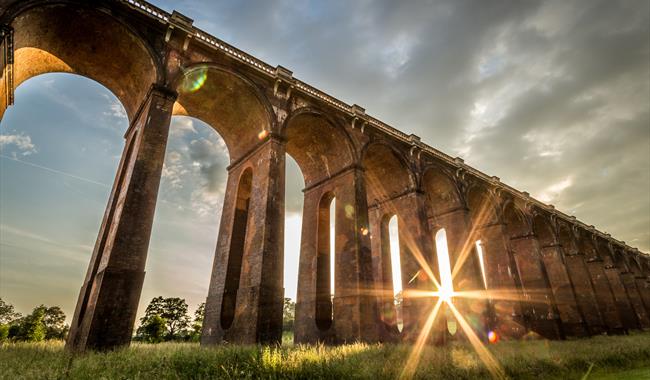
[{"left": 0, "top": 154, "right": 110, "bottom": 188}]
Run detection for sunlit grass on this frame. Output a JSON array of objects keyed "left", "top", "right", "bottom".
[{"left": 1, "top": 333, "right": 649, "bottom": 379}]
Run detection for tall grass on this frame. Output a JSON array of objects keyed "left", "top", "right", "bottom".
[{"left": 1, "top": 333, "right": 649, "bottom": 379}]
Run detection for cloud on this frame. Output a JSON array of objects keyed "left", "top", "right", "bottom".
[
  {"left": 155, "top": 0, "right": 648, "bottom": 250},
  {"left": 0, "top": 132, "right": 37, "bottom": 156},
  {"left": 99, "top": 93, "right": 128, "bottom": 120},
  {"left": 188, "top": 137, "right": 227, "bottom": 193},
  {"left": 161, "top": 151, "right": 188, "bottom": 189},
  {"left": 170, "top": 117, "right": 198, "bottom": 137}
]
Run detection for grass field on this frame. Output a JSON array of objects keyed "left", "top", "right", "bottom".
[{"left": 1, "top": 333, "right": 650, "bottom": 379}]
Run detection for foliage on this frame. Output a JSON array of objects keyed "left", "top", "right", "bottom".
[
  {"left": 137, "top": 297, "right": 190, "bottom": 341},
  {"left": 139, "top": 315, "right": 167, "bottom": 343},
  {"left": 188, "top": 303, "right": 205, "bottom": 342},
  {"left": 282, "top": 298, "right": 295, "bottom": 332},
  {"left": 40, "top": 305, "right": 68, "bottom": 340},
  {"left": 2, "top": 333, "right": 650, "bottom": 379},
  {"left": 12, "top": 307, "right": 46, "bottom": 342},
  {"left": 6, "top": 305, "right": 68, "bottom": 342},
  {"left": 0, "top": 300, "right": 69, "bottom": 343},
  {"left": 0, "top": 324, "right": 8, "bottom": 342},
  {"left": 0, "top": 298, "right": 21, "bottom": 325}
]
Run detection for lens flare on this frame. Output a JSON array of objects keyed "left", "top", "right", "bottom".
[
  {"left": 257, "top": 129, "right": 269, "bottom": 140},
  {"left": 488, "top": 330, "right": 498, "bottom": 344},
  {"left": 180, "top": 66, "right": 208, "bottom": 93}
]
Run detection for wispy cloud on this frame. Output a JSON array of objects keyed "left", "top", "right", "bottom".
[{"left": 0, "top": 132, "right": 37, "bottom": 156}]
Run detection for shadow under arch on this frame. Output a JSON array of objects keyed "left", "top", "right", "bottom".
[
  {"left": 465, "top": 184, "right": 500, "bottom": 232},
  {"left": 3, "top": 2, "right": 160, "bottom": 121},
  {"left": 421, "top": 166, "right": 463, "bottom": 218},
  {"left": 283, "top": 108, "right": 355, "bottom": 187},
  {"left": 557, "top": 222, "right": 579, "bottom": 255},
  {"left": 362, "top": 141, "right": 415, "bottom": 206},
  {"left": 172, "top": 64, "right": 274, "bottom": 162}
]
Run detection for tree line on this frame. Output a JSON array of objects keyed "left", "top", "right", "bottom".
[
  {"left": 1, "top": 296, "right": 297, "bottom": 343},
  {"left": 0, "top": 298, "right": 68, "bottom": 342}
]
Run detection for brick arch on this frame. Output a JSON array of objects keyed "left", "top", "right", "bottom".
[
  {"left": 501, "top": 199, "right": 532, "bottom": 239},
  {"left": 628, "top": 253, "right": 644, "bottom": 276},
  {"left": 283, "top": 108, "right": 356, "bottom": 187},
  {"left": 557, "top": 222, "right": 579, "bottom": 255},
  {"left": 465, "top": 183, "right": 500, "bottom": 228},
  {"left": 612, "top": 247, "right": 631, "bottom": 272},
  {"left": 361, "top": 141, "right": 416, "bottom": 206},
  {"left": 575, "top": 229, "right": 599, "bottom": 260},
  {"left": 532, "top": 213, "right": 557, "bottom": 248},
  {"left": 593, "top": 237, "right": 615, "bottom": 267},
  {"left": 642, "top": 257, "right": 650, "bottom": 276},
  {"left": 4, "top": 2, "right": 160, "bottom": 120},
  {"left": 172, "top": 64, "right": 274, "bottom": 162},
  {"left": 421, "top": 165, "right": 463, "bottom": 217}
]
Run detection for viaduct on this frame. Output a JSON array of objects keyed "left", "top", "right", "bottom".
[{"left": 1, "top": 0, "right": 648, "bottom": 351}]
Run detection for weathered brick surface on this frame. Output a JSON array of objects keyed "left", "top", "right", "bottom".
[
  {"left": 295, "top": 168, "right": 380, "bottom": 344},
  {"left": 202, "top": 137, "right": 285, "bottom": 345},
  {"left": 563, "top": 254, "right": 603, "bottom": 334},
  {"left": 479, "top": 223, "right": 526, "bottom": 339},
  {"left": 66, "top": 86, "right": 176, "bottom": 351}
]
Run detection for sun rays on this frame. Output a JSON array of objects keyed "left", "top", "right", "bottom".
[{"left": 362, "top": 171, "right": 537, "bottom": 379}]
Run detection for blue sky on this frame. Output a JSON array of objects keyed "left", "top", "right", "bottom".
[{"left": 1, "top": 0, "right": 648, "bottom": 322}]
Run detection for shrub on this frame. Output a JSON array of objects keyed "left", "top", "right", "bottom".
[{"left": 0, "top": 323, "right": 8, "bottom": 342}]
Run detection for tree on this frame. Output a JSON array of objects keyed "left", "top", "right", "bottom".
[
  {"left": 40, "top": 305, "right": 68, "bottom": 339},
  {"left": 189, "top": 302, "right": 205, "bottom": 342},
  {"left": 140, "top": 315, "right": 167, "bottom": 343},
  {"left": 138, "top": 297, "right": 190, "bottom": 341},
  {"left": 0, "top": 323, "right": 8, "bottom": 342},
  {"left": 15, "top": 307, "right": 46, "bottom": 342},
  {"left": 0, "top": 298, "right": 21, "bottom": 324},
  {"left": 283, "top": 298, "right": 295, "bottom": 332},
  {"left": 0, "top": 298, "right": 21, "bottom": 342}
]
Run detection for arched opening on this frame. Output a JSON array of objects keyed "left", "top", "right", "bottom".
[
  {"left": 220, "top": 167, "right": 252, "bottom": 330},
  {"left": 0, "top": 73, "right": 128, "bottom": 323},
  {"left": 172, "top": 66, "right": 271, "bottom": 162},
  {"left": 282, "top": 155, "right": 305, "bottom": 342},
  {"left": 388, "top": 215, "right": 404, "bottom": 331},
  {"left": 285, "top": 110, "right": 357, "bottom": 343},
  {"left": 6, "top": 3, "right": 158, "bottom": 120},
  {"left": 421, "top": 168, "right": 462, "bottom": 217},
  {"left": 465, "top": 186, "right": 500, "bottom": 292},
  {"left": 142, "top": 115, "right": 229, "bottom": 340},
  {"left": 475, "top": 240, "right": 488, "bottom": 290},
  {"left": 360, "top": 142, "right": 413, "bottom": 338},
  {"left": 316, "top": 192, "right": 335, "bottom": 331},
  {"left": 435, "top": 228, "right": 457, "bottom": 336},
  {"left": 435, "top": 229, "right": 454, "bottom": 303},
  {"left": 377, "top": 214, "right": 404, "bottom": 332}
]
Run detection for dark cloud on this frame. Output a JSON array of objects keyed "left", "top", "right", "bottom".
[
  {"left": 188, "top": 137, "right": 227, "bottom": 193},
  {"left": 153, "top": 0, "right": 649, "bottom": 251}
]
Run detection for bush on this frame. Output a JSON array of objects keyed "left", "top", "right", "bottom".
[
  {"left": 140, "top": 315, "right": 167, "bottom": 343},
  {"left": 0, "top": 323, "right": 8, "bottom": 342},
  {"left": 15, "top": 308, "right": 46, "bottom": 342}
]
